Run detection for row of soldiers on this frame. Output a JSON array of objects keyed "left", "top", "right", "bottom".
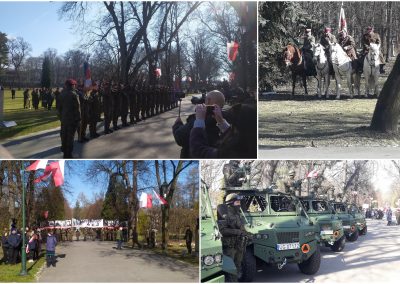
[
  {"left": 302, "top": 25, "right": 386, "bottom": 74},
  {"left": 48, "top": 227, "right": 126, "bottom": 242},
  {"left": 58, "top": 79, "right": 179, "bottom": 158}
]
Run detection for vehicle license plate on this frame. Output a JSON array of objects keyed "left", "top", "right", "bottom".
[
  {"left": 276, "top": 242, "right": 300, "bottom": 250},
  {"left": 320, "top": 230, "right": 334, "bottom": 235}
]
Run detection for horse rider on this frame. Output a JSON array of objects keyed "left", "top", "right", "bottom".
[
  {"left": 320, "top": 27, "right": 337, "bottom": 58},
  {"left": 302, "top": 27, "right": 316, "bottom": 75},
  {"left": 338, "top": 30, "right": 358, "bottom": 70},
  {"left": 361, "top": 26, "right": 385, "bottom": 74}
]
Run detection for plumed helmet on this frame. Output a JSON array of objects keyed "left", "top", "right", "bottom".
[{"left": 225, "top": 193, "right": 241, "bottom": 205}]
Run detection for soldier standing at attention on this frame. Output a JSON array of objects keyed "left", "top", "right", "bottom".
[
  {"left": 112, "top": 82, "right": 121, "bottom": 131},
  {"left": 57, "top": 79, "right": 81, "bottom": 159},
  {"left": 219, "top": 193, "right": 251, "bottom": 282},
  {"left": 89, "top": 83, "right": 100, "bottom": 138},
  {"left": 102, "top": 81, "right": 113, "bottom": 134}
]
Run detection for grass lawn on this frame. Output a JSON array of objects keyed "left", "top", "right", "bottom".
[
  {"left": 1, "top": 90, "right": 60, "bottom": 141},
  {"left": 126, "top": 239, "right": 198, "bottom": 266},
  {"left": 0, "top": 249, "right": 46, "bottom": 282}
]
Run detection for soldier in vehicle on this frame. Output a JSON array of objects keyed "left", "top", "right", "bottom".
[
  {"left": 219, "top": 193, "right": 252, "bottom": 282},
  {"left": 283, "top": 170, "right": 302, "bottom": 196}
]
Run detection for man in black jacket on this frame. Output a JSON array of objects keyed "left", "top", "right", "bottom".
[
  {"left": 7, "top": 228, "right": 21, "bottom": 264},
  {"left": 172, "top": 90, "right": 226, "bottom": 158},
  {"left": 184, "top": 225, "right": 193, "bottom": 255}
]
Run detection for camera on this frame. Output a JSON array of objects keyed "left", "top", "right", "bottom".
[{"left": 206, "top": 105, "right": 215, "bottom": 116}]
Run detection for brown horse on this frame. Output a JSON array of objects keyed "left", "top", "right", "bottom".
[{"left": 283, "top": 44, "right": 315, "bottom": 98}]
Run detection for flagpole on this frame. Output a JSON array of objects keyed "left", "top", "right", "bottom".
[{"left": 19, "top": 162, "right": 28, "bottom": 276}]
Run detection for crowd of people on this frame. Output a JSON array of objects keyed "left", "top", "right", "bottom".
[
  {"left": 58, "top": 79, "right": 179, "bottom": 158},
  {"left": 20, "top": 87, "right": 59, "bottom": 110},
  {"left": 172, "top": 89, "right": 257, "bottom": 159},
  {"left": 302, "top": 25, "right": 386, "bottom": 74}
]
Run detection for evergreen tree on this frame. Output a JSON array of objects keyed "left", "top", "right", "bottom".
[
  {"left": 101, "top": 173, "right": 130, "bottom": 221},
  {"left": 41, "top": 56, "right": 52, "bottom": 88},
  {"left": 0, "top": 32, "right": 8, "bottom": 72},
  {"left": 73, "top": 200, "right": 81, "bottom": 219}
]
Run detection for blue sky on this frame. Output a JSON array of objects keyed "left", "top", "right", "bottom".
[
  {"left": 0, "top": 1, "right": 78, "bottom": 56},
  {"left": 61, "top": 160, "right": 198, "bottom": 206}
]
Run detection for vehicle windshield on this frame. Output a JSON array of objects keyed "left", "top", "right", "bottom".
[
  {"left": 312, "top": 200, "right": 329, "bottom": 212},
  {"left": 334, "top": 203, "right": 347, "bottom": 213},
  {"left": 270, "top": 195, "right": 297, "bottom": 213}
]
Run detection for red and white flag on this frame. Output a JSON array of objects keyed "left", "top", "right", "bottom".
[
  {"left": 26, "top": 160, "right": 48, "bottom": 171},
  {"left": 27, "top": 160, "right": 65, "bottom": 187},
  {"left": 139, "top": 192, "right": 153, "bottom": 208},
  {"left": 152, "top": 189, "right": 168, "bottom": 205},
  {"left": 155, "top": 68, "right": 162, "bottom": 77},
  {"left": 227, "top": 41, "right": 239, "bottom": 61},
  {"left": 307, "top": 169, "right": 319, "bottom": 178},
  {"left": 339, "top": 6, "right": 347, "bottom": 33}
]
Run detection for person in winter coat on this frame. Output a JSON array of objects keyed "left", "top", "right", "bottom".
[
  {"left": 7, "top": 228, "right": 21, "bottom": 265},
  {"left": 46, "top": 230, "right": 57, "bottom": 267}
]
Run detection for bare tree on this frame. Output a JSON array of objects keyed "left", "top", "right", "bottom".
[{"left": 7, "top": 37, "right": 32, "bottom": 86}]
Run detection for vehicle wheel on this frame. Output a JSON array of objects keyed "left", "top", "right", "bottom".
[
  {"left": 345, "top": 229, "right": 359, "bottom": 242},
  {"left": 298, "top": 245, "right": 321, "bottom": 275},
  {"left": 239, "top": 249, "right": 256, "bottom": 282},
  {"left": 330, "top": 236, "right": 346, "bottom": 252},
  {"left": 360, "top": 226, "right": 367, "bottom": 235}
]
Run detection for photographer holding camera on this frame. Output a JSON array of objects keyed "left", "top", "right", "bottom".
[
  {"left": 190, "top": 102, "right": 257, "bottom": 159},
  {"left": 172, "top": 90, "right": 226, "bottom": 158}
]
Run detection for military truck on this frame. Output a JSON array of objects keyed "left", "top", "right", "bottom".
[
  {"left": 347, "top": 203, "right": 367, "bottom": 235},
  {"left": 331, "top": 202, "right": 359, "bottom": 242},
  {"left": 299, "top": 196, "right": 346, "bottom": 252},
  {"left": 201, "top": 183, "right": 236, "bottom": 283},
  {"left": 219, "top": 187, "right": 321, "bottom": 282}
]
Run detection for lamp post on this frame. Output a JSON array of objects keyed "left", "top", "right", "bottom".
[{"left": 19, "top": 163, "right": 27, "bottom": 276}]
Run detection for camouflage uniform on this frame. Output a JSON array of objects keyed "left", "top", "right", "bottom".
[
  {"left": 88, "top": 88, "right": 100, "bottom": 138},
  {"left": 120, "top": 85, "right": 130, "bottom": 126},
  {"left": 102, "top": 82, "right": 114, "bottom": 134},
  {"left": 112, "top": 84, "right": 121, "bottom": 130},
  {"left": 219, "top": 203, "right": 249, "bottom": 282}
]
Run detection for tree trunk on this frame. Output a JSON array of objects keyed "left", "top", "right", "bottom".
[
  {"left": 370, "top": 54, "right": 400, "bottom": 133},
  {"left": 161, "top": 203, "right": 169, "bottom": 250},
  {"left": 386, "top": 1, "right": 393, "bottom": 62}
]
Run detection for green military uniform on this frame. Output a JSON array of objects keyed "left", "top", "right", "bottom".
[
  {"left": 57, "top": 80, "right": 81, "bottom": 158},
  {"left": 219, "top": 194, "right": 250, "bottom": 282},
  {"left": 112, "top": 84, "right": 121, "bottom": 130},
  {"left": 120, "top": 85, "right": 130, "bottom": 126},
  {"left": 88, "top": 88, "right": 100, "bottom": 138},
  {"left": 102, "top": 82, "right": 113, "bottom": 134}
]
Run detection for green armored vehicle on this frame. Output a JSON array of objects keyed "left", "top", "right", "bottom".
[
  {"left": 348, "top": 204, "right": 367, "bottom": 235},
  {"left": 201, "top": 183, "right": 236, "bottom": 283},
  {"left": 219, "top": 187, "right": 321, "bottom": 282},
  {"left": 299, "top": 197, "right": 345, "bottom": 252},
  {"left": 331, "top": 202, "right": 359, "bottom": 242}
]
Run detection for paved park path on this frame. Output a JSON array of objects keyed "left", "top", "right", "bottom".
[
  {"left": 37, "top": 241, "right": 198, "bottom": 282},
  {"left": 253, "top": 219, "right": 400, "bottom": 283},
  {"left": 259, "top": 146, "right": 400, "bottom": 159},
  {"left": 2, "top": 97, "right": 195, "bottom": 158}
]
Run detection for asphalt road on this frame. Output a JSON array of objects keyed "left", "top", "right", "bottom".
[
  {"left": 1, "top": 97, "right": 195, "bottom": 159},
  {"left": 37, "top": 241, "right": 198, "bottom": 283},
  {"left": 252, "top": 219, "right": 400, "bottom": 282},
  {"left": 259, "top": 146, "right": 400, "bottom": 159}
]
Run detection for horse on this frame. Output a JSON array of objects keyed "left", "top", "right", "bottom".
[
  {"left": 283, "top": 44, "right": 315, "bottom": 98},
  {"left": 330, "top": 43, "right": 360, "bottom": 99},
  {"left": 313, "top": 43, "right": 330, "bottom": 98},
  {"left": 363, "top": 42, "right": 380, "bottom": 97}
]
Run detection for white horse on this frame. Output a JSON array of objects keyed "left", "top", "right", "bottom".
[
  {"left": 330, "top": 43, "right": 360, "bottom": 99},
  {"left": 363, "top": 42, "right": 380, "bottom": 97},
  {"left": 313, "top": 43, "right": 330, "bottom": 98}
]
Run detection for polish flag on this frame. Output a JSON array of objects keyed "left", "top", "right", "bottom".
[
  {"left": 339, "top": 7, "right": 347, "bottom": 33},
  {"left": 28, "top": 160, "right": 65, "bottom": 187},
  {"left": 306, "top": 170, "right": 319, "bottom": 178},
  {"left": 139, "top": 192, "right": 153, "bottom": 208},
  {"left": 26, "top": 160, "right": 48, "bottom": 171},
  {"left": 227, "top": 41, "right": 239, "bottom": 61},
  {"left": 152, "top": 189, "right": 168, "bottom": 205}
]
